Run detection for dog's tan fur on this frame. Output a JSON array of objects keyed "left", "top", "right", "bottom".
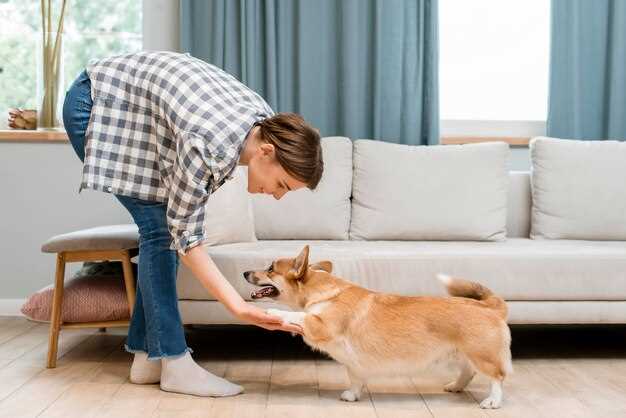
[{"left": 243, "top": 245, "right": 512, "bottom": 408}]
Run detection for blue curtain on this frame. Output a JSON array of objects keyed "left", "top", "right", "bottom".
[
  {"left": 180, "top": 0, "right": 439, "bottom": 145},
  {"left": 547, "top": 0, "right": 626, "bottom": 140}
]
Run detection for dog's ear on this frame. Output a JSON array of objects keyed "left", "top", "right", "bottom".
[
  {"left": 310, "top": 260, "right": 332, "bottom": 273},
  {"left": 291, "top": 245, "right": 310, "bottom": 280}
]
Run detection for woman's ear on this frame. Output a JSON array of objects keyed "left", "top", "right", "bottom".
[{"left": 259, "top": 142, "right": 275, "bottom": 158}]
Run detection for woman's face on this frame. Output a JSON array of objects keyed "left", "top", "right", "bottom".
[{"left": 247, "top": 143, "right": 307, "bottom": 200}]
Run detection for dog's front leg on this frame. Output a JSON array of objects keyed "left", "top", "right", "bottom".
[
  {"left": 266, "top": 308, "right": 306, "bottom": 328},
  {"left": 341, "top": 368, "right": 365, "bottom": 402}
]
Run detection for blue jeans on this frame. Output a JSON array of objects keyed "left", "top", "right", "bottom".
[{"left": 63, "top": 70, "right": 190, "bottom": 360}]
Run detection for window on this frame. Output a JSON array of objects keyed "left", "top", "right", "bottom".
[
  {"left": 440, "top": 0, "right": 549, "bottom": 126},
  {"left": 0, "top": 0, "right": 142, "bottom": 117}
]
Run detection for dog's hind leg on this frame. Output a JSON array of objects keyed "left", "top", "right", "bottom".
[
  {"left": 444, "top": 355, "right": 476, "bottom": 393},
  {"left": 459, "top": 325, "right": 511, "bottom": 409},
  {"left": 464, "top": 353, "right": 506, "bottom": 409},
  {"left": 340, "top": 368, "right": 365, "bottom": 402},
  {"left": 480, "top": 379, "right": 503, "bottom": 409}
]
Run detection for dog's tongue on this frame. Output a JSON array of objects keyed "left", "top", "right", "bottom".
[{"left": 251, "top": 286, "right": 277, "bottom": 299}]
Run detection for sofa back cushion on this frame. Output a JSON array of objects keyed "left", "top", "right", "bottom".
[
  {"left": 530, "top": 136, "right": 626, "bottom": 240},
  {"left": 204, "top": 166, "right": 257, "bottom": 245},
  {"left": 507, "top": 171, "right": 531, "bottom": 238},
  {"left": 349, "top": 140, "right": 509, "bottom": 241},
  {"left": 251, "top": 137, "right": 352, "bottom": 240}
]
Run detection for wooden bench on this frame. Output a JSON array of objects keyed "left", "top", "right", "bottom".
[{"left": 41, "top": 224, "right": 139, "bottom": 368}]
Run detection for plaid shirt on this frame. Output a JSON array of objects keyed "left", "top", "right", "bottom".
[{"left": 83, "top": 51, "right": 274, "bottom": 255}]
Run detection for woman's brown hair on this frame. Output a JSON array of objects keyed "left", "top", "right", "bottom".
[{"left": 256, "top": 113, "right": 324, "bottom": 190}]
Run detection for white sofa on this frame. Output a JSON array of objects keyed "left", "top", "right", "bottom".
[{"left": 176, "top": 137, "right": 626, "bottom": 325}]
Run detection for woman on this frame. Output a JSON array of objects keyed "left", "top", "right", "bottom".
[{"left": 62, "top": 51, "right": 323, "bottom": 397}]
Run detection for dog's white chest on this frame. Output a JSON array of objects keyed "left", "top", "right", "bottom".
[{"left": 306, "top": 301, "right": 330, "bottom": 315}]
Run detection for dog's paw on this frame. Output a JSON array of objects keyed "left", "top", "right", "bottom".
[
  {"left": 340, "top": 390, "right": 360, "bottom": 402},
  {"left": 479, "top": 396, "right": 502, "bottom": 409},
  {"left": 444, "top": 381, "right": 464, "bottom": 393},
  {"left": 266, "top": 308, "right": 284, "bottom": 318}
]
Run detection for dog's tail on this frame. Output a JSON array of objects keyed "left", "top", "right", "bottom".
[{"left": 437, "top": 274, "right": 508, "bottom": 320}]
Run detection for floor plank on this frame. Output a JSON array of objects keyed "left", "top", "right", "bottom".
[
  {"left": 266, "top": 354, "right": 320, "bottom": 418},
  {"left": 0, "top": 329, "right": 124, "bottom": 418},
  {"left": 414, "top": 366, "right": 487, "bottom": 418},
  {"left": 368, "top": 375, "right": 432, "bottom": 418},
  {"left": 0, "top": 321, "right": 96, "bottom": 406},
  {"left": 0, "top": 361, "right": 43, "bottom": 404},
  {"left": 93, "top": 382, "right": 163, "bottom": 418},
  {"left": 316, "top": 359, "right": 378, "bottom": 418},
  {"left": 0, "top": 317, "right": 39, "bottom": 346},
  {"left": 0, "top": 323, "right": 50, "bottom": 362},
  {"left": 0, "top": 361, "right": 107, "bottom": 418}
]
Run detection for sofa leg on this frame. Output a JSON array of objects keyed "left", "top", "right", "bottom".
[
  {"left": 47, "top": 253, "right": 66, "bottom": 368},
  {"left": 98, "top": 327, "right": 107, "bottom": 332}
]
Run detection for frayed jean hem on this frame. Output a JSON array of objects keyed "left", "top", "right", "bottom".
[{"left": 124, "top": 343, "right": 193, "bottom": 361}]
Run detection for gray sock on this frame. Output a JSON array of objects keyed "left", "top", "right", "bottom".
[
  {"left": 160, "top": 351, "right": 243, "bottom": 397},
  {"left": 129, "top": 352, "right": 161, "bottom": 384}
]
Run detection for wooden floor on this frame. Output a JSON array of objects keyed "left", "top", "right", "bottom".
[{"left": 0, "top": 317, "right": 625, "bottom": 418}]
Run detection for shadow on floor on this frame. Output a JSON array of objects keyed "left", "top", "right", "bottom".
[{"left": 182, "top": 323, "right": 626, "bottom": 361}]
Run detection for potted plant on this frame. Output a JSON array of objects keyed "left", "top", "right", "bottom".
[{"left": 38, "top": 0, "right": 68, "bottom": 129}]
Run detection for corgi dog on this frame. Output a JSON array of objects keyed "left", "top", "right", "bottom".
[{"left": 243, "top": 245, "right": 512, "bottom": 409}]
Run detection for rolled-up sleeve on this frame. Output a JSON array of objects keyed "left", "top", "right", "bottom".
[{"left": 167, "top": 131, "right": 215, "bottom": 256}]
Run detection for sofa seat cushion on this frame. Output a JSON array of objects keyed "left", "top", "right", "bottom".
[
  {"left": 176, "top": 239, "right": 626, "bottom": 302},
  {"left": 178, "top": 300, "right": 626, "bottom": 325}
]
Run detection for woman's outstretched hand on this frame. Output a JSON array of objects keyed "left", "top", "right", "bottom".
[{"left": 234, "top": 302, "right": 304, "bottom": 335}]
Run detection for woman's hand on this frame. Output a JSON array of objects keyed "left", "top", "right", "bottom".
[{"left": 234, "top": 302, "right": 304, "bottom": 335}]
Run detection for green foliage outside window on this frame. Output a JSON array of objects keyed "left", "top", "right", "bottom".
[{"left": 0, "top": 0, "right": 142, "bottom": 119}]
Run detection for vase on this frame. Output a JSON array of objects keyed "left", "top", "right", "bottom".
[{"left": 37, "top": 31, "right": 65, "bottom": 129}]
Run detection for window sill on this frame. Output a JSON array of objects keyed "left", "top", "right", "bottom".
[
  {"left": 0, "top": 128, "right": 68, "bottom": 143},
  {"left": 441, "top": 136, "right": 530, "bottom": 147},
  {"left": 0, "top": 130, "right": 530, "bottom": 147}
]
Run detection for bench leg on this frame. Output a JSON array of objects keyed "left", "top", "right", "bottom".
[
  {"left": 47, "top": 253, "right": 65, "bottom": 368},
  {"left": 121, "top": 251, "right": 136, "bottom": 316}
]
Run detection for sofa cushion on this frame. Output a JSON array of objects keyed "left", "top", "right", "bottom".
[
  {"left": 177, "top": 239, "right": 626, "bottom": 302},
  {"left": 204, "top": 166, "right": 256, "bottom": 245},
  {"left": 350, "top": 140, "right": 509, "bottom": 241},
  {"left": 530, "top": 136, "right": 626, "bottom": 240},
  {"left": 251, "top": 137, "right": 352, "bottom": 240}
]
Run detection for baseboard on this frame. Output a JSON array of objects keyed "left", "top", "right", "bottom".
[{"left": 0, "top": 299, "right": 26, "bottom": 316}]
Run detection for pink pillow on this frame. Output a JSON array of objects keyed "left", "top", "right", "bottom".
[{"left": 21, "top": 275, "right": 130, "bottom": 323}]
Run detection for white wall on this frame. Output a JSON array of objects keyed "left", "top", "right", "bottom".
[
  {"left": 142, "top": 0, "right": 180, "bottom": 52},
  {"left": 0, "top": 144, "right": 132, "bottom": 300}
]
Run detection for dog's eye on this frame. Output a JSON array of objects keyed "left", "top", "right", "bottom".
[{"left": 267, "top": 264, "right": 273, "bottom": 273}]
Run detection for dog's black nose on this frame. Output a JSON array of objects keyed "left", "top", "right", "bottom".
[{"left": 243, "top": 271, "right": 250, "bottom": 279}]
